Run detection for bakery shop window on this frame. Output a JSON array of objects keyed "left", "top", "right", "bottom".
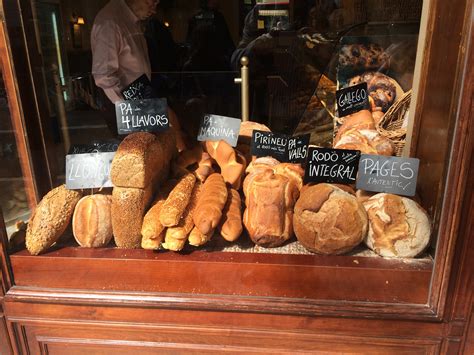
[{"left": 7, "top": 1, "right": 446, "bottom": 282}]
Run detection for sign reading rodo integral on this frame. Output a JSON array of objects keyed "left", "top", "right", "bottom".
[
  {"left": 336, "top": 82, "right": 370, "bottom": 118},
  {"left": 356, "top": 155, "right": 419, "bottom": 196},
  {"left": 121, "top": 74, "right": 157, "bottom": 100},
  {"left": 251, "top": 130, "right": 288, "bottom": 161},
  {"left": 304, "top": 147, "right": 360, "bottom": 184},
  {"left": 250, "top": 131, "right": 310, "bottom": 163},
  {"left": 68, "top": 141, "right": 120, "bottom": 155},
  {"left": 115, "top": 98, "right": 169, "bottom": 135},
  {"left": 197, "top": 114, "right": 241, "bottom": 147},
  {"left": 66, "top": 152, "right": 115, "bottom": 190}
]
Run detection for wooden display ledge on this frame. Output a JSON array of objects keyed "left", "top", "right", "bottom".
[{"left": 8, "top": 239, "right": 434, "bottom": 318}]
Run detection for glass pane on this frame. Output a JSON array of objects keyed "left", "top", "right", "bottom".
[
  {"left": 12, "top": 0, "right": 452, "bottom": 281},
  {"left": 0, "top": 70, "right": 31, "bottom": 236}
]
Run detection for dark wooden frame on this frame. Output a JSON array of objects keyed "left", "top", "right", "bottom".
[{"left": 0, "top": 0, "right": 473, "bottom": 352}]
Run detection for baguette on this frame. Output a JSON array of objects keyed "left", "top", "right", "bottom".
[
  {"left": 162, "top": 182, "right": 202, "bottom": 251},
  {"left": 26, "top": 185, "right": 82, "bottom": 255},
  {"left": 159, "top": 173, "right": 196, "bottom": 227},
  {"left": 193, "top": 173, "right": 228, "bottom": 235},
  {"left": 141, "top": 198, "right": 166, "bottom": 250},
  {"left": 218, "top": 188, "right": 243, "bottom": 242},
  {"left": 188, "top": 226, "right": 214, "bottom": 247}
]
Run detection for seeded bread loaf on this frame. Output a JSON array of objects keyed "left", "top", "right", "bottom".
[
  {"left": 26, "top": 185, "right": 82, "bottom": 255},
  {"left": 112, "top": 185, "right": 153, "bottom": 248}
]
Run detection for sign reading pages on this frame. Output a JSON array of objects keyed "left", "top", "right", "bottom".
[
  {"left": 356, "top": 155, "right": 419, "bottom": 196},
  {"left": 66, "top": 152, "right": 115, "bottom": 190},
  {"left": 304, "top": 147, "right": 361, "bottom": 184},
  {"left": 115, "top": 98, "right": 169, "bottom": 135},
  {"left": 197, "top": 114, "right": 242, "bottom": 147}
]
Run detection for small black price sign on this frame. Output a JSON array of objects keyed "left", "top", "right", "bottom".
[
  {"left": 336, "top": 82, "right": 370, "bottom": 118},
  {"left": 287, "top": 134, "right": 310, "bottom": 164},
  {"left": 197, "top": 114, "right": 241, "bottom": 147},
  {"left": 304, "top": 147, "right": 360, "bottom": 184},
  {"left": 251, "top": 131, "right": 310, "bottom": 163},
  {"left": 68, "top": 141, "right": 120, "bottom": 155},
  {"left": 115, "top": 98, "right": 169, "bottom": 135},
  {"left": 66, "top": 152, "right": 115, "bottom": 190},
  {"left": 121, "top": 74, "right": 157, "bottom": 100},
  {"left": 356, "top": 155, "right": 419, "bottom": 196},
  {"left": 251, "top": 130, "right": 288, "bottom": 162}
]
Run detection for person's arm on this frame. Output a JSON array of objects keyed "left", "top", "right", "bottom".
[{"left": 91, "top": 20, "right": 123, "bottom": 103}]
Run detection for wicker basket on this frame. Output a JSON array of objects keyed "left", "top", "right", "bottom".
[{"left": 376, "top": 90, "right": 411, "bottom": 156}]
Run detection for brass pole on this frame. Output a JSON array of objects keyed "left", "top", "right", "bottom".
[{"left": 234, "top": 56, "right": 250, "bottom": 122}]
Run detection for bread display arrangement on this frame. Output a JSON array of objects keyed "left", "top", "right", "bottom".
[
  {"left": 23, "top": 121, "right": 430, "bottom": 259},
  {"left": 333, "top": 109, "right": 394, "bottom": 156}
]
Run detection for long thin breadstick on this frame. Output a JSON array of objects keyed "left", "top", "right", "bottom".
[
  {"left": 188, "top": 226, "right": 214, "bottom": 247},
  {"left": 159, "top": 173, "right": 196, "bottom": 227},
  {"left": 162, "top": 182, "right": 202, "bottom": 251}
]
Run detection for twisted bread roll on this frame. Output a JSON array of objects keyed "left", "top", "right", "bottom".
[
  {"left": 162, "top": 182, "right": 202, "bottom": 251},
  {"left": 193, "top": 173, "right": 228, "bottom": 235},
  {"left": 159, "top": 173, "right": 196, "bottom": 227},
  {"left": 218, "top": 188, "right": 243, "bottom": 242},
  {"left": 205, "top": 140, "right": 245, "bottom": 190}
]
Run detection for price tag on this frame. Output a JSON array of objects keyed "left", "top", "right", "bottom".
[
  {"left": 197, "top": 114, "right": 241, "bottom": 147},
  {"left": 66, "top": 152, "right": 115, "bottom": 190},
  {"left": 251, "top": 130, "right": 288, "bottom": 161},
  {"left": 356, "top": 155, "right": 419, "bottom": 196},
  {"left": 68, "top": 141, "right": 120, "bottom": 154},
  {"left": 287, "top": 134, "right": 310, "bottom": 164},
  {"left": 304, "top": 147, "right": 360, "bottom": 184},
  {"left": 336, "top": 82, "right": 370, "bottom": 118},
  {"left": 121, "top": 74, "right": 157, "bottom": 100},
  {"left": 115, "top": 98, "right": 169, "bottom": 135}
]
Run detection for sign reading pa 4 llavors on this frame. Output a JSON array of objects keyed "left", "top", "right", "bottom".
[{"left": 115, "top": 98, "right": 169, "bottom": 135}]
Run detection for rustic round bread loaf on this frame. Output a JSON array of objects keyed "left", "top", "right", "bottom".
[
  {"left": 363, "top": 193, "right": 431, "bottom": 258},
  {"left": 73, "top": 194, "right": 113, "bottom": 248},
  {"left": 293, "top": 184, "right": 368, "bottom": 255}
]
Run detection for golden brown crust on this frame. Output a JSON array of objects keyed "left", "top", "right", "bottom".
[
  {"left": 193, "top": 173, "right": 228, "bottom": 235},
  {"left": 218, "top": 188, "right": 243, "bottom": 242},
  {"left": 159, "top": 173, "right": 196, "bottom": 227},
  {"left": 162, "top": 182, "right": 202, "bottom": 251},
  {"left": 205, "top": 140, "right": 245, "bottom": 190},
  {"left": 112, "top": 185, "right": 153, "bottom": 249},
  {"left": 73, "top": 195, "right": 113, "bottom": 248},
  {"left": 188, "top": 226, "right": 214, "bottom": 247},
  {"left": 141, "top": 198, "right": 166, "bottom": 250},
  {"left": 293, "top": 184, "right": 367, "bottom": 255},
  {"left": 335, "top": 110, "right": 375, "bottom": 142},
  {"left": 243, "top": 170, "right": 299, "bottom": 247},
  {"left": 26, "top": 185, "right": 82, "bottom": 255}
]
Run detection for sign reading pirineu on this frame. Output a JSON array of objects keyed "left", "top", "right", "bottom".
[{"left": 356, "top": 155, "right": 419, "bottom": 196}]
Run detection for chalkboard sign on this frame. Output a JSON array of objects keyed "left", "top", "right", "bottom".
[
  {"left": 66, "top": 152, "right": 115, "bottom": 190},
  {"left": 304, "top": 147, "right": 360, "bottom": 184},
  {"left": 250, "top": 131, "right": 310, "bottom": 163},
  {"left": 336, "top": 82, "right": 370, "bottom": 118},
  {"left": 115, "top": 98, "right": 169, "bottom": 135},
  {"left": 356, "top": 155, "right": 419, "bottom": 196},
  {"left": 121, "top": 74, "right": 157, "bottom": 100},
  {"left": 287, "top": 134, "right": 310, "bottom": 164},
  {"left": 197, "top": 114, "right": 241, "bottom": 147},
  {"left": 251, "top": 130, "right": 288, "bottom": 161},
  {"left": 68, "top": 141, "right": 120, "bottom": 155}
]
